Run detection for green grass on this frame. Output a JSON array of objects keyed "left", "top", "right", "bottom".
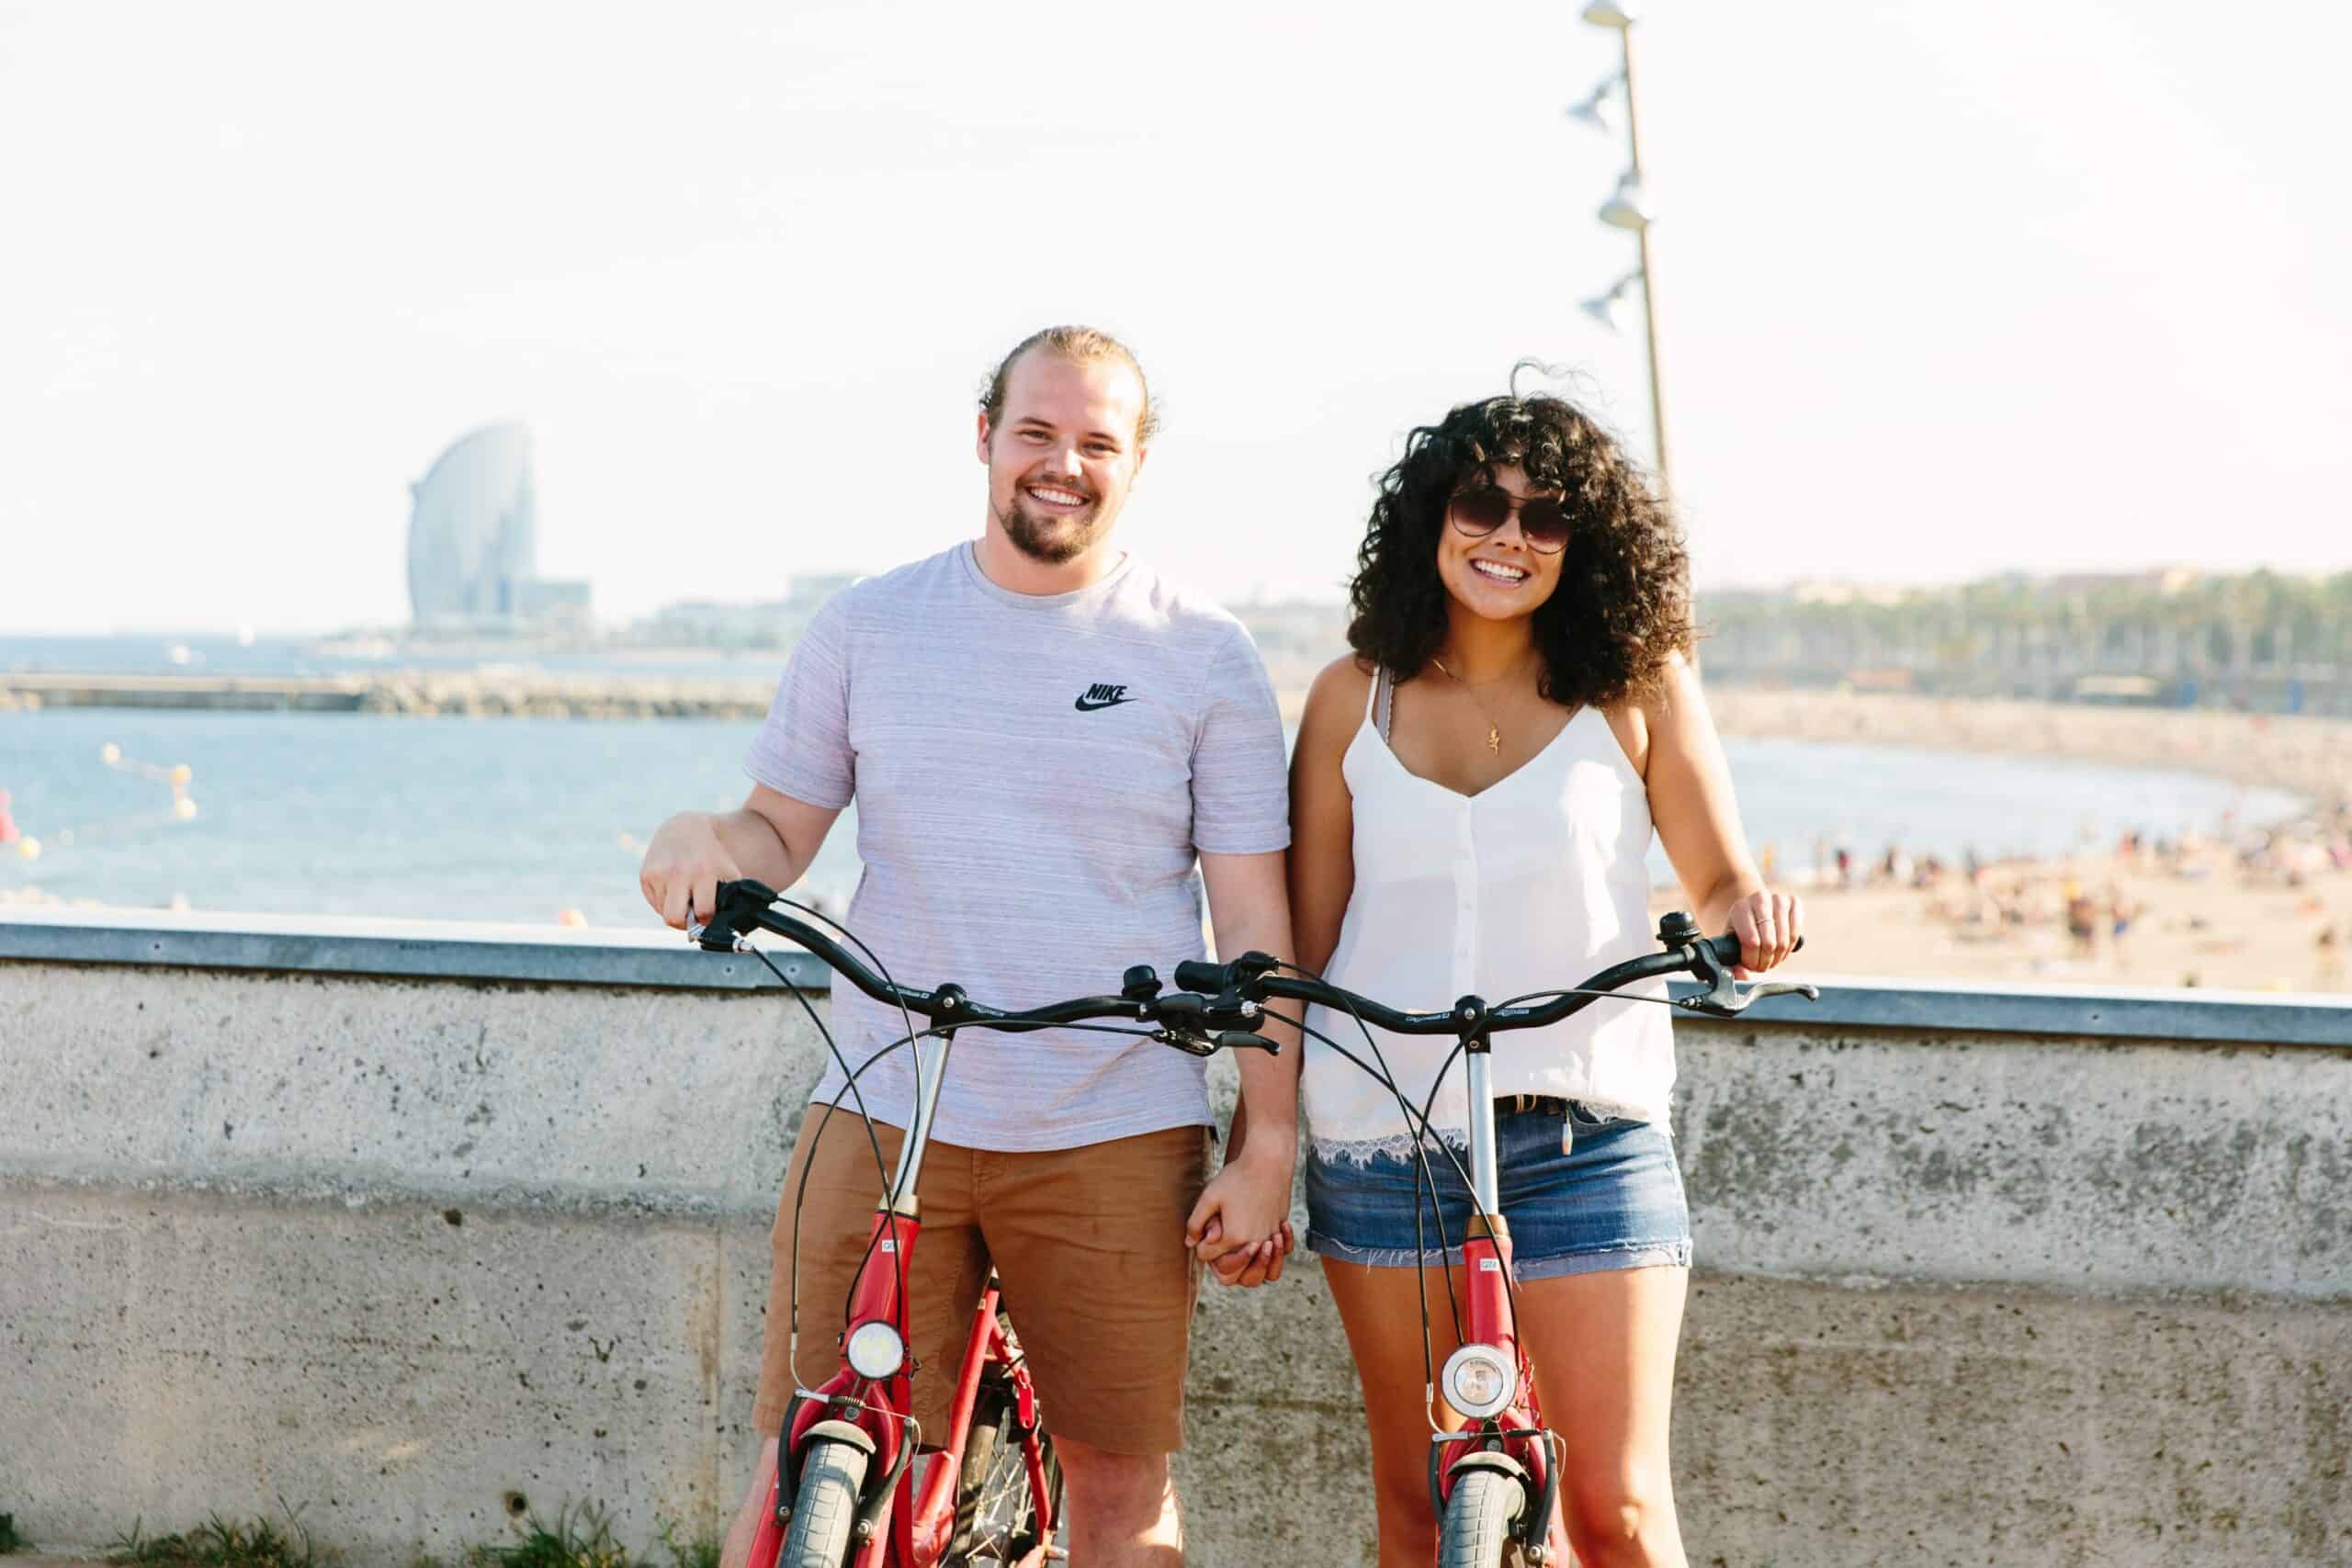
[
  {"left": 650, "top": 1519, "right": 718, "bottom": 1568},
  {"left": 108, "top": 1512, "right": 335, "bottom": 1568},
  {"left": 462, "top": 1506, "right": 628, "bottom": 1568},
  {"left": 102, "top": 1505, "right": 714, "bottom": 1568},
  {"left": 462, "top": 1507, "right": 716, "bottom": 1568},
  {"left": 2, "top": 1512, "right": 23, "bottom": 1554}
]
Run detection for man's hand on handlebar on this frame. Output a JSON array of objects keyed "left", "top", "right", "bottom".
[{"left": 641, "top": 813, "right": 742, "bottom": 931}]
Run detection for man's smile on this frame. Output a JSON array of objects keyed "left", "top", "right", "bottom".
[{"left": 1023, "top": 480, "right": 1093, "bottom": 512}]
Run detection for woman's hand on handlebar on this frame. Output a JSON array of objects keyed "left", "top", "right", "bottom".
[{"left": 1724, "top": 887, "right": 1804, "bottom": 976}]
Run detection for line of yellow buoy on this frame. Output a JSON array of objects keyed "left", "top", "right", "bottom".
[{"left": 6, "top": 745, "right": 200, "bottom": 862}]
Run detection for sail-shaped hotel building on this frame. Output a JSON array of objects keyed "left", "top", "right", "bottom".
[{"left": 407, "top": 424, "right": 587, "bottom": 626}]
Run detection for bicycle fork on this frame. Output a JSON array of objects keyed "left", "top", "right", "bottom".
[
  {"left": 1428, "top": 1038, "right": 1571, "bottom": 1565},
  {"left": 755, "top": 1028, "right": 962, "bottom": 1567}
]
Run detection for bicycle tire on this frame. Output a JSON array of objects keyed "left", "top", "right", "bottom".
[
  {"left": 947, "top": 1369, "right": 1061, "bottom": 1564},
  {"left": 777, "top": 1438, "right": 871, "bottom": 1568},
  {"left": 1438, "top": 1468, "right": 1527, "bottom": 1568}
]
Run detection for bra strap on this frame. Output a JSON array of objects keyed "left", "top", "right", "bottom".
[{"left": 1374, "top": 665, "right": 1396, "bottom": 744}]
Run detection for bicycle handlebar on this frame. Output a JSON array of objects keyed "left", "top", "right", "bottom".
[
  {"left": 1177, "top": 913, "right": 1812, "bottom": 1030},
  {"left": 689, "top": 878, "right": 1283, "bottom": 1053},
  {"left": 693, "top": 881, "right": 1809, "bottom": 1045}
]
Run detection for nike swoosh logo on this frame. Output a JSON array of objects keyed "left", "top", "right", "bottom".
[{"left": 1074, "top": 694, "right": 1136, "bottom": 712}]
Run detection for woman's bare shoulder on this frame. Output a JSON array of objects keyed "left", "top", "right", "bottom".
[
  {"left": 1306, "top": 654, "right": 1375, "bottom": 717},
  {"left": 1298, "top": 655, "right": 1376, "bottom": 751},
  {"left": 1308, "top": 653, "right": 1375, "bottom": 705}
]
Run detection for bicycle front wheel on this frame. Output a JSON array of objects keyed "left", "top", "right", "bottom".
[
  {"left": 948, "top": 1369, "right": 1061, "bottom": 1565},
  {"left": 778, "top": 1438, "right": 871, "bottom": 1568},
  {"left": 1438, "top": 1468, "right": 1527, "bottom": 1568}
]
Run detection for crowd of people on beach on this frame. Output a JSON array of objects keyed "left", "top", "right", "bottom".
[{"left": 1762, "top": 792, "right": 2352, "bottom": 990}]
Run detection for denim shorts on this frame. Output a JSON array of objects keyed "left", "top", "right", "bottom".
[{"left": 1306, "top": 1100, "right": 1693, "bottom": 1280}]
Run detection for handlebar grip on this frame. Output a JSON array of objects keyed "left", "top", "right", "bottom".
[
  {"left": 1173, "top": 959, "right": 1230, "bottom": 992},
  {"left": 695, "top": 877, "right": 780, "bottom": 950},
  {"left": 1702, "top": 931, "right": 1805, "bottom": 963}
]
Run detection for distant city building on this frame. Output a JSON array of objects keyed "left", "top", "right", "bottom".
[
  {"left": 407, "top": 424, "right": 592, "bottom": 628},
  {"left": 511, "top": 578, "right": 594, "bottom": 628},
  {"left": 628, "top": 572, "right": 867, "bottom": 649}
]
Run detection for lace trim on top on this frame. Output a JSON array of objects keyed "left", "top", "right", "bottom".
[
  {"left": 1309, "top": 1126, "right": 1470, "bottom": 1168},
  {"left": 1306, "top": 1095, "right": 1657, "bottom": 1168}
]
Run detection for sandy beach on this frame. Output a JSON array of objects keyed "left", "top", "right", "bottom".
[
  {"left": 1701, "top": 690, "right": 2352, "bottom": 994},
  {"left": 1708, "top": 687, "right": 2352, "bottom": 805}
]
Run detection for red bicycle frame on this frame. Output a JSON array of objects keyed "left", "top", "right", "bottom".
[
  {"left": 1435, "top": 1196, "right": 1569, "bottom": 1563},
  {"left": 1178, "top": 920, "right": 1814, "bottom": 1566},
  {"left": 693, "top": 880, "right": 1291, "bottom": 1567},
  {"left": 741, "top": 1037, "right": 1058, "bottom": 1568}
]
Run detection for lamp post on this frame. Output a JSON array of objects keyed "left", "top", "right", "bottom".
[{"left": 1574, "top": 2, "right": 1670, "bottom": 490}]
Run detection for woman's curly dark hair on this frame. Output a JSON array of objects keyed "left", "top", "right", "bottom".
[{"left": 1347, "top": 384, "right": 1691, "bottom": 709}]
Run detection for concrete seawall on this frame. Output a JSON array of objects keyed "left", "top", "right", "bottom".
[{"left": 3, "top": 911, "right": 2347, "bottom": 1565}]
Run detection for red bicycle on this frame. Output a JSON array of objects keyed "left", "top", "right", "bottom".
[
  {"left": 692, "top": 877, "right": 1280, "bottom": 1568},
  {"left": 1168, "top": 911, "right": 1814, "bottom": 1565}
]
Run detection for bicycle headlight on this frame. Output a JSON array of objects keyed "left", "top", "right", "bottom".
[
  {"left": 1441, "top": 1343, "right": 1517, "bottom": 1419},
  {"left": 844, "top": 1320, "right": 906, "bottom": 1382}
]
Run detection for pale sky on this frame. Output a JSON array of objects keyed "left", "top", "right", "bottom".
[{"left": 6, "top": 0, "right": 2347, "bottom": 635}]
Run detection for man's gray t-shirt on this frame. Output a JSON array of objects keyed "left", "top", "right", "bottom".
[{"left": 743, "top": 542, "right": 1290, "bottom": 1151}]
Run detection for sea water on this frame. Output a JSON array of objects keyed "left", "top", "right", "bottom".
[{"left": 0, "top": 708, "right": 2305, "bottom": 929}]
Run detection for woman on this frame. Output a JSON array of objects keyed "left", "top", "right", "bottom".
[{"left": 1288, "top": 388, "right": 1800, "bottom": 1567}]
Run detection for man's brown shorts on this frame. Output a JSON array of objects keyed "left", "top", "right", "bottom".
[{"left": 751, "top": 1110, "right": 1209, "bottom": 1456}]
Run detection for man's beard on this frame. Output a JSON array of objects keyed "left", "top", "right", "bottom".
[{"left": 997, "top": 488, "right": 1103, "bottom": 565}]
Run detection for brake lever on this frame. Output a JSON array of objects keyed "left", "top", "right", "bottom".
[
  {"left": 1213, "top": 1031, "right": 1283, "bottom": 1055},
  {"left": 1680, "top": 933, "right": 1818, "bottom": 1017},
  {"left": 685, "top": 916, "right": 748, "bottom": 952},
  {"left": 1150, "top": 1027, "right": 1282, "bottom": 1057},
  {"left": 688, "top": 877, "right": 780, "bottom": 952},
  {"left": 1675, "top": 978, "right": 1820, "bottom": 1018}
]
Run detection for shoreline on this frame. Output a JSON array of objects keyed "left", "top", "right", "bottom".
[
  {"left": 1706, "top": 687, "right": 2347, "bottom": 814},
  {"left": 8, "top": 685, "right": 2346, "bottom": 992},
  {"left": 1701, "top": 689, "right": 2351, "bottom": 995},
  {"left": 9, "top": 671, "right": 2350, "bottom": 799}
]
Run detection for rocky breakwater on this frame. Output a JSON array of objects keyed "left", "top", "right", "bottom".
[
  {"left": 0, "top": 671, "right": 778, "bottom": 719},
  {"left": 352, "top": 671, "right": 775, "bottom": 719}
]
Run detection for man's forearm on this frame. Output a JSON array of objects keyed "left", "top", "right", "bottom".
[
  {"left": 1193, "top": 850, "right": 1302, "bottom": 1171},
  {"left": 1216, "top": 913, "right": 1300, "bottom": 1168},
  {"left": 1229, "top": 1050, "right": 1299, "bottom": 1169},
  {"left": 709, "top": 807, "right": 800, "bottom": 889}
]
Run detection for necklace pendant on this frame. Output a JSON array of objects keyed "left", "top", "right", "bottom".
[{"left": 1487, "top": 726, "right": 1500, "bottom": 753}]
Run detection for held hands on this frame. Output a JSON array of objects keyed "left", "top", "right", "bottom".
[
  {"left": 1728, "top": 886, "right": 1804, "bottom": 976},
  {"left": 1183, "top": 1153, "right": 1297, "bottom": 1289},
  {"left": 640, "top": 812, "right": 741, "bottom": 930}
]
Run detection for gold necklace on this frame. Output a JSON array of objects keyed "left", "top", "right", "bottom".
[{"left": 1428, "top": 653, "right": 1514, "bottom": 752}]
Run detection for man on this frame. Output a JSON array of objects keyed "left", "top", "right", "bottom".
[{"left": 639, "top": 325, "right": 1298, "bottom": 1566}]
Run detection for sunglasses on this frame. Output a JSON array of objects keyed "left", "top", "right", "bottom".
[{"left": 1448, "top": 487, "right": 1572, "bottom": 554}]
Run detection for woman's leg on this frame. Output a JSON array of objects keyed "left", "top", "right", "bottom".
[
  {"left": 1514, "top": 1264, "right": 1690, "bottom": 1568},
  {"left": 1322, "top": 1258, "right": 1466, "bottom": 1568}
]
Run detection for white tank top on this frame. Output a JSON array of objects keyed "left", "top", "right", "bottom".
[{"left": 1301, "top": 667, "right": 1677, "bottom": 1164}]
